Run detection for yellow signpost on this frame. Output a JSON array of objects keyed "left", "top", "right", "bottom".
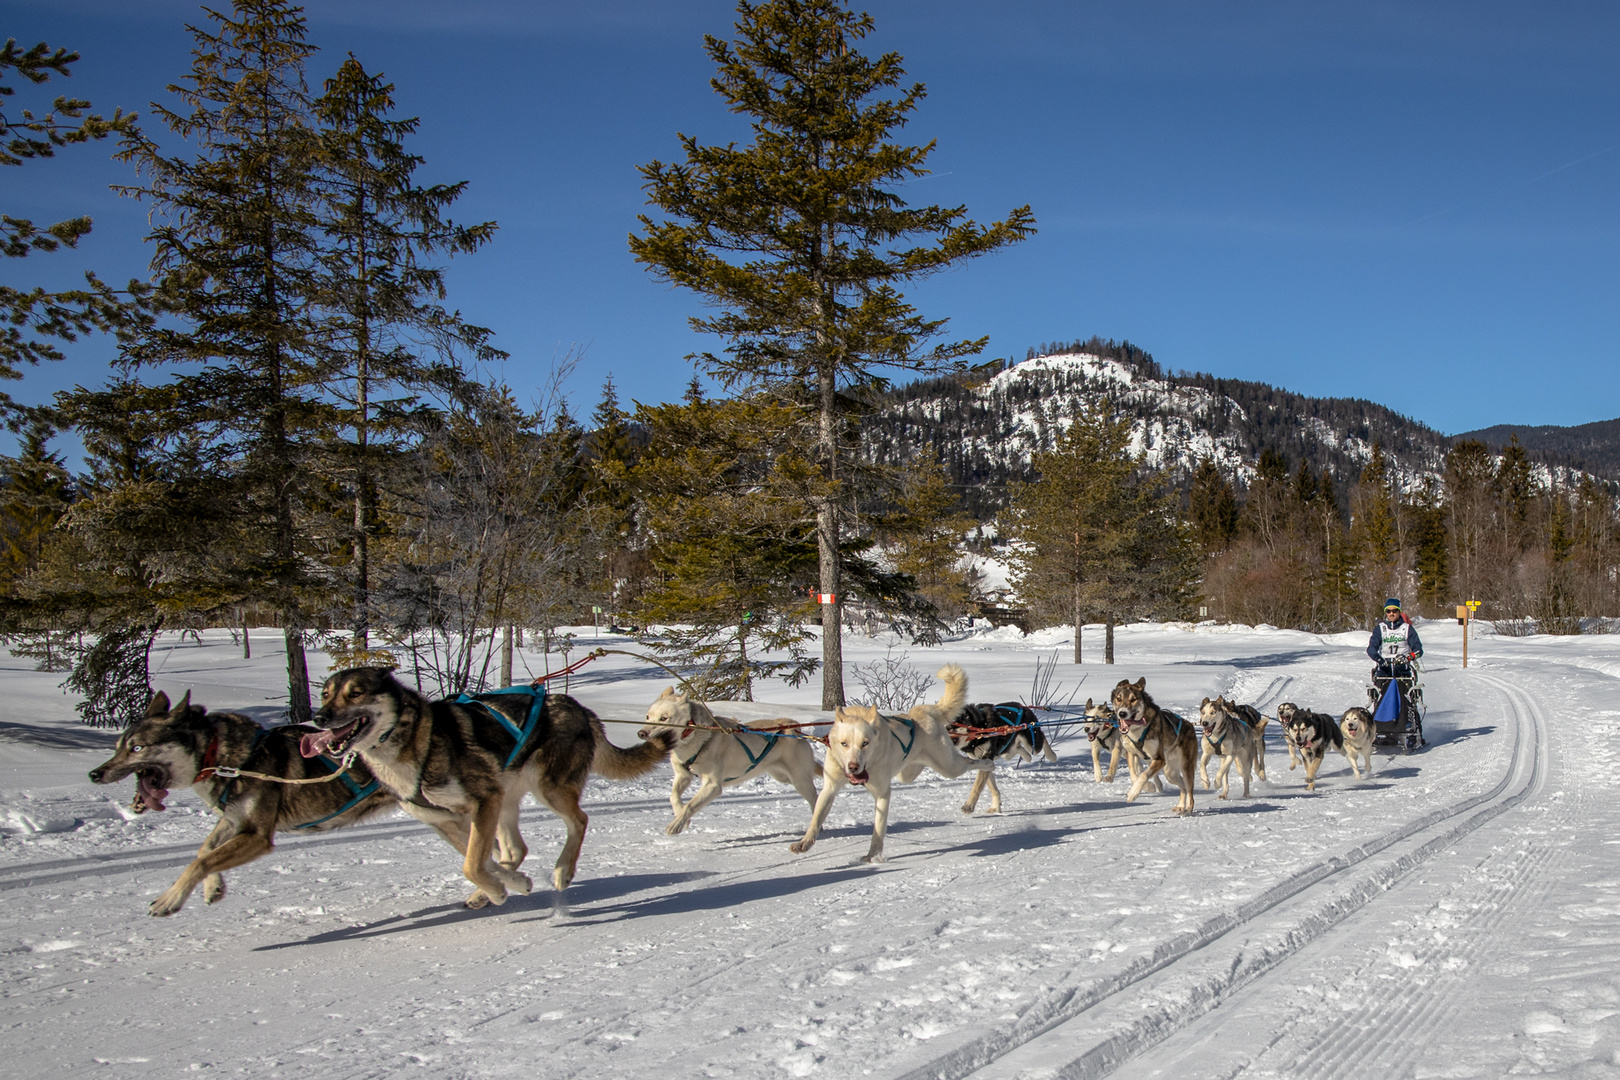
[{"left": 1460, "top": 599, "right": 1481, "bottom": 667}]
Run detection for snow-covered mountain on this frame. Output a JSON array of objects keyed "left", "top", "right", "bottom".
[{"left": 863, "top": 345, "right": 1592, "bottom": 517}]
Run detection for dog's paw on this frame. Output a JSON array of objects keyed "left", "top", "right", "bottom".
[
  {"left": 860, "top": 852, "right": 886, "bottom": 864},
  {"left": 665, "top": 817, "right": 688, "bottom": 836},
  {"left": 552, "top": 866, "right": 575, "bottom": 892},
  {"left": 959, "top": 802, "right": 975, "bottom": 814},
  {"left": 788, "top": 839, "right": 813, "bottom": 854},
  {"left": 148, "top": 889, "right": 188, "bottom": 918},
  {"left": 203, "top": 874, "right": 226, "bottom": 905},
  {"left": 505, "top": 871, "right": 533, "bottom": 896},
  {"left": 465, "top": 890, "right": 491, "bottom": 909}
]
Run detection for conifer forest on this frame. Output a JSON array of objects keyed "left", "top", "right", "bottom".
[{"left": 3, "top": 0, "right": 1618, "bottom": 730}]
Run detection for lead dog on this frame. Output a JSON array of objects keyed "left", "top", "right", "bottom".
[
  {"left": 1082, "top": 697, "right": 1160, "bottom": 791},
  {"left": 1196, "top": 696, "right": 1265, "bottom": 799},
  {"left": 950, "top": 702, "right": 1058, "bottom": 814},
  {"left": 88, "top": 691, "right": 398, "bottom": 916},
  {"left": 790, "top": 663, "right": 991, "bottom": 863},
  {"left": 1277, "top": 702, "right": 1343, "bottom": 792},
  {"left": 307, "top": 667, "right": 674, "bottom": 906},
  {"left": 637, "top": 687, "right": 819, "bottom": 835},
  {"left": 1110, "top": 677, "right": 1198, "bottom": 814},
  {"left": 1338, "top": 706, "right": 1376, "bottom": 780}
]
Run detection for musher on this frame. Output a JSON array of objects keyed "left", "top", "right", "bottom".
[{"left": 1367, "top": 597, "right": 1424, "bottom": 742}]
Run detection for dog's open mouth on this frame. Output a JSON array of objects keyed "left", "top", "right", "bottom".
[
  {"left": 135, "top": 767, "right": 170, "bottom": 813},
  {"left": 300, "top": 718, "right": 369, "bottom": 759},
  {"left": 846, "top": 766, "right": 870, "bottom": 786}
]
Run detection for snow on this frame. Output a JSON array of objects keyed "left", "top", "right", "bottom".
[{"left": 4, "top": 622, "right": 1620, "bottom": 1077}]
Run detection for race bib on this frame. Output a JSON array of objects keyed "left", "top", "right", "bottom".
[{"left": 1380, "top": 630, "right": 1407, "bottom": 659}]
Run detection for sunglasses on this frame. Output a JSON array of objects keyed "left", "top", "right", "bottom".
[{"left": 1384, "top": 607, "right": 1401, "bottom": 613}]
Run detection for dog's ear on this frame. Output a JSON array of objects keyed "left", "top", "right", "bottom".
[
  {"left": 147, "top": 690, "right": 170, "bottom": 717},
  {"left": 1200, "top": 696, "right": 1210, "bottom": 707},
  {"left": 657, "top": 686, "right": 674, "bottom": 701},
  {"left": 1133, "top": 677, "right": 1146, "bottom": 691},
  {"left": 1084, "top": 697, "right": 1094, "bottom": 708},
  {"left": 176, "top": 690, "right": 191, "bottom": 714}
]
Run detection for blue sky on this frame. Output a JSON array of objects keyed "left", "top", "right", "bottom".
[{"left": 7, "top": 0, "right": 1620, "bottom": 441}]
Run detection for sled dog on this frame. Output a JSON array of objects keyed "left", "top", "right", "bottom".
[
  {"left": 88, "top": 691, "right": 397, "bottom": 917},
  {"left": 1276, "top": 702, "right": 1343, "bottom": 792},
  {"left": 949, "top": 702, "right": 1058, "bottom": 814},
  {"left": 1082, "top": 697, "right": 1160, "bottom": 791},
  {"left": 307, "top": 667, "right": 674, "bottom": 906},
  {"left": 1338, "top": 706, "right": 1376, "bottom": 780},
  {"left": 637, "top": 687, "right": 819, "bottom": 835},
  {"left": 1196, "top": 696, "right": 1265, "bottom": 799},
  {"left": 1110, "top": 677, "right": 1198, "bottom": 814},
  {"left": 790, "top": 663, "right": 991, "bottom": 863}
]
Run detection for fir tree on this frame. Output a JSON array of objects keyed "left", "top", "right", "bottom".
[
  {"left": 1187, "top": 458, "right": 1237, "bottom": 556},
  {"left": 108, "top": 0, "right": 329, "bottom": 722},
  {"left": 312, "top": 53, "right": 498, "bottom": 653},
  {"left": 885, "top": 457, "right": 975, "bottom": 621},
  {"left": 1410, "top": 478, "right": 1449, "bottom": 613},
  {"left": 631, "top": 0, "right": 1034, "bottom": 706},
  {"left": 0, "top": 418, "right": 72, "bottom": 588},
  {"left": 1004, "top": 404, "right": 1138, "bottom": 664},
  {"left": 632, "top": 395, "right": 821, "bottom": 699},
  {"left": 1, "top": 38, "right": 146, "bottom": 424}
]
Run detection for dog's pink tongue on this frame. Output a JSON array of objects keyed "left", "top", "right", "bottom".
[
  {"left": 300, "top": 729, "right": 337, "bottom": 758},
  {"left": 137, "top": 774, "right": 168, "bottom": 812}
]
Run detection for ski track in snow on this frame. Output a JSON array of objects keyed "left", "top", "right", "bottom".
[{"left": 2, "top": 624, "right": 1619, "bottom": 1078}]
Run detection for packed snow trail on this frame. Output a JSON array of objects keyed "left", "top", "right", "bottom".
[{"left": 2, "top": 624, "right": 1618, "bottom": 1079}]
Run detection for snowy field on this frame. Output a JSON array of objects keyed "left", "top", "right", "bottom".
[{"left": 3, "top": 619, "right": 1619, "bottom": 1079}]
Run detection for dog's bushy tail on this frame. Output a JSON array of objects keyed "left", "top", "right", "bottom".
[
  {"left": 933, "top": 663, "right": 968, "bottom": 718},
  {"left": 591, "top": 722, "right": 677, "bottom": 780}
]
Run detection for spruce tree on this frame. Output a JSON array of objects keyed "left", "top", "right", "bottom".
[
  {"left": 1187, "top": 458, "right": 1237, "bottom": 556},
  {"left": 0, "top": 419, "right": 72, "bottom": 587},
  {"left": 312, "top": 54, "right": 497, "bottom": 654},
  {"left": 1, "top": 38, "right": 145, "bottom": 423},
  {"left": 109, "top": 0, "right": 328, "bottom": 721},
  {"left": 631, "top": 0, "right": 1034, "bottom": 706},
  {"left": 1004, "top": 405, "right": 1138, "bottom": 664}
]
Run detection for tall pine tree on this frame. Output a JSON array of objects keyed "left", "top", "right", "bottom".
[
  {"left": 110, "top": 0, "right": 328, "bottom": 721},
  {"left": 631, "top": 0, "right": 1034, "bottom": 706}
]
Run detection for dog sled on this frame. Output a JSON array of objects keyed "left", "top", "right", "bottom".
[{"left": 1366, "top": 655, "right": 1425, "bottom": 752}]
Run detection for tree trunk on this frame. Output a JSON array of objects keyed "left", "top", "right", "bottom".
[
  {"left": 1105, "top": 616, "right": 1115, "bottom": 665},
  {"left": 242, "top": 610, "right": 251, "bottom": 660},
  {"left": 817, "top": 362, "right": 844, "bottom": 709},
  {"left": 284, "top": 620, "right": 311, "bottom": 724},
  {"left": 500, "top": 624, "right": 513, "bottom": 686},
  {"left": 1072, "top": 584, "right": 1082, "bottom": 664}
]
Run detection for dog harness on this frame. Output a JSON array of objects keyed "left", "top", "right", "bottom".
[
  {"left": 1124, "top": 709, "right": 1187, "bottom": 754},
  {"left": 880, "top": 715, "right": 917, "bottom": 756},
  {"left": 453, "top": 683, "right": 548, "bottom": 769},
  {"left": 293, "top": 753, "right": 383, "bottom": 830},
  {"left": 678, "top": 727, "right": 785, "bottom": 782},
  {"left": 200, "top": 726, "right": 273, "bottom": 811},
  {"left": 722, "top": 731, "right": 783, "bottom": 782}
]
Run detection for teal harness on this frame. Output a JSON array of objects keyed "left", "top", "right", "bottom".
[
  {"left": 680, "top": 727, "right": 786, "bottom": 783},
  {"left": 292, "top": 753, "right": 382, "bottom": 830},
  {"left": 453, "top": 683, "right": 548, "bottom": 769},
  {"left": 1125, "top": 709, "right": 1187, "bottom": 754},
  {"left": 881, "top": 715, "right": 917, "bottom": 756}
]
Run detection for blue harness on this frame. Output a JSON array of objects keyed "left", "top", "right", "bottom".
[
  {"left": 293, "top": 754, "right": 382, "bottom": 830},
  {"left": 454, "top": 683, "right": 548, "bottom": 769}
]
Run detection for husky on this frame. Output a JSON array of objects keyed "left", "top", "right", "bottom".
[
  {"left": 1197, "top": 697, "right": 1269, "bottom": 789},
  {"left": 637, "top": 687, "right": 819, "bottom": 835},
  {"left": 1196, "top": 696, "right": 1265, "bottom": 799},
  {"left": 1277, "top": 702, "right": 1343, "bottom": 792},
  {"left": 950, "top": 702, "right": 1058, "bottom": 814},
  {"left": 789, "top": 663, "right": 992, "bottom": 863},
  {"left": 88, "top": 691, "right": 397, "bottom": 917},
  {"left": 1109, "top": 677, "right": 1198, "bottom": 815},
  {"left": 1338, "top": 706, "right": 1376, "bottom": 780},
  {"left": 306, "top": 667, "right": 675, "bottom": 906},
  {"left": 1082, "top": 697, "right": 1160, "bottom": 791}
]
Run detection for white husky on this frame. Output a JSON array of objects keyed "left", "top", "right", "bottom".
[
  {"left": 789, "top": 664, "right": 991, "bottom": 863},
  {"left": 638, "top": 687, "right": 820, "bottom": 835}
]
